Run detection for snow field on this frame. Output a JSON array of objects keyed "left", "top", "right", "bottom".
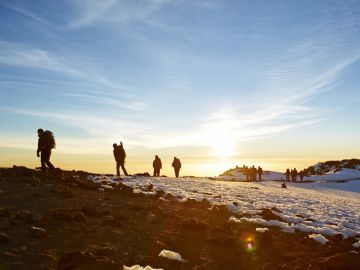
[{"left": 88, "top": 175, "right": 360, "bottom": 247}]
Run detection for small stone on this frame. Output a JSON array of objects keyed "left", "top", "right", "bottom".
[
  {"left": 0, "top": 233, "right": 11, "bottom": 244},
  {"left": 29, "top": 226, "right": 46, "bottom": 238},
  {"left": 72, "top": 211, "right": 87, "bottom": 223},
  {"left": 0, "top": 207, "right": 10, "bottom": 219},
  {"left": 147, "top": 212, "right": 157, "bottom": 224}
]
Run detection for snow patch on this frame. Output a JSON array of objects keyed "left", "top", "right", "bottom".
[
  {"left": 309, "top": 234, "right": 329, "bottom": 245},
  {"left": 256, "top": 227, "right": 269, "bottom": 233},
  {"left": 159, "top": 249, "right": 185, "bottom": 262},
  {"left": 353, "top": 239, "right": 360, "bottom": 248},
  {"left": 123, "top": 265, "right": 163, "bottom": 270}
]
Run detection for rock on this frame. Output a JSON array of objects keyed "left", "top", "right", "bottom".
[
  {"left": 317, "top": 252, "right": 360, "bottom": 269},
  {"left": 89, "top": 245, "right": 117, "bottom": 256},
  {"left": 181, "top": 219, "right": 208, "bottom": 231},
  {"left": 0, "top": 233, "right": 11, "bottom": 244},
  {"left": 208, "top": 235, "right": 237, "bottom": 246},
  {"left": 50, "top": 209, "right": 74, "bottom": 221},
  {"left": 155, "top": 189, "right": 166, "bottom": 198},
  {"left": 260, "top": 209, "right": 283, "bottom": 221},
  {"left": 0, "top": 207, "right": 10, "bottom": 219},
  {"left": 29, "top": 226, "right": 46, "bottom": 238},
  {"left": 134, "top": 172, "right": 150, "bottom": 177},
  {"left": 281, "top": 183, "right": 287, "bottom": 188},
  {"left": 144, "top": 184, "right": 153, "bottom": 191},
  {"left": 57, "top": 251, "right": 120, "bottom": 270},
  {"left": 13, "top": 210, "right": 37, "bottom": 224},
  {"left": 82, "top": 205, "right": 103, "bottom": 218},
  {"left": 146, "top": 212, "right": 157, "bottom": 224},
  {"left": 103, "top": 216, "right": 123, "bottom": 227},
  {"left": 72, "top": 211, "right": 87, "bottom": 223}
]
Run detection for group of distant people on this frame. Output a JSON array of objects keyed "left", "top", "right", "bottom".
[
  {"left": 285, "top": 168, "right": 305, "bottom": 182},
  {"left": 242, "top": 165, "right": 263, "bottom": 182},
  {"left": 36, "top": 128, "right": 183, "bottom": 178},
  {"left": 112, "top": 141, "right": 182, "bottom": 178},
  {"left": 36, "top": 128, "right": 308, "bottom": 182}
]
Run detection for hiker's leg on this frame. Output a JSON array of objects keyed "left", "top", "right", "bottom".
[
  {"left": 44, "top": 149, "right": 55, "bottom": 170},
  {"left": 40, "top": 151, "right": 46, "bottom": 172},
  {"left": 116, "top": 162, "right": 120, "bottom": 176},
  {"left": 121, "top": 164, "right": 128, "bottom": 176}
]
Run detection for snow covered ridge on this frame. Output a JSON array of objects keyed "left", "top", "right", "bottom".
[
  {"left": 217, "top": 168, "right": 360, "bottom": 182},
  {"left": 87, "top": 175, "right": 360, "bottom": 247},
  {"left": 306, "top": 159, "right": 360, "bottom": 174}
]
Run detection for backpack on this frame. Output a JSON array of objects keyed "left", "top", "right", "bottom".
[{"left": 44, "top": 130, "right": 56, "bottom": 149}]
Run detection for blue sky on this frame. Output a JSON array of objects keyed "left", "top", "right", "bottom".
[{"left": 1, "top": 0, "right": 360, "bottom": 176}]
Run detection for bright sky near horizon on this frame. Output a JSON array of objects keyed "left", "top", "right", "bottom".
[{"left": 0, "top": 0, "right": 360, "bottom": 176}]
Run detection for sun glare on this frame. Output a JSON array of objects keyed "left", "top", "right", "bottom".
[
  {"left": 205, "top": 125, "right": 237, "bottom": 158},
  {"left": 211, "top": 138, "right": 236, "bottom": 158}
]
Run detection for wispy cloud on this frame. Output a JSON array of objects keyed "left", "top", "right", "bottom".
[
  {"left": 68, "top": 0, "right": 170, "bottom": 29},
  {"left": 0, "top": 2, "right": 48, "bottom": 26},
  {"left": 0, "top": 41, "right": 150, "bottom": 111},
  {"left": 0, "top": 41, "right": 83, "bottom": 77}
]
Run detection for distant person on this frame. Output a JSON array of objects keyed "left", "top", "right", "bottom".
[
  {"left": 285, "top": 169, "right": 290, "bottom": 182},
  {"left": 299, "top": 170, "right": 304, "bottom": 182},
  {"left": 153, "top": 155, "right": 162, "bottom": 177},
  {"left": 251, "top": 165, "right": 257, "bottom": 182},
  {"left": 172, "top": 157, "right": 182, "bottom": 178},
  {"left": 258, "top": 166, "right": 263, "bottom": 181},
  {"left": 291, "top": 168, "right": 297, "bottom": 182},
  {"left": 113, "top": 141, "right": 128, "bottom": 177},
  {"left": 243, "top": 165, "right": 250, "bottom": 182},
  {"left": 36, "top": 128, "right": 56, "bottom": 172}
]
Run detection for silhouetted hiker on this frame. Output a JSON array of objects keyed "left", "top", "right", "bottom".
[
  {"left": 243, "top": 165, "right": 250, "bottom": 182},
  {"left": 113, "top": 142, "right": 128, "bottom": 176},
  {"left": 299, "top": 170, "right": 304, "bottom": 182},
  {"left": 153, "top": 155, "right": 162, "bottom": 177},
  {"left": 36, "top": 128, "right": 56, "bottom": 172},
  {"left": 291, "top": 168, "right": 297, "bottom": 182},
  {"left": 285, "top": 169, "right": 290, "bottom": 182},
  {"left": 251, "top": 165, "right": 257, "bottom": 181},
  {"left": 258, "top": 166, "right": 263, "bottom": 181},
  {"left": 172, "top": 157, "right": 181, "bottom": 178}
]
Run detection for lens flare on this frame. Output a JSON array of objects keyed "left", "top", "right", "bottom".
[{"left": 244, "top": 235, "right": 256, "bottom": 252}]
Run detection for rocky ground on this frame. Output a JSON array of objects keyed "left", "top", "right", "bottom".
[{"left": 0, "top": 166, "right": 359, "bottom": 270}]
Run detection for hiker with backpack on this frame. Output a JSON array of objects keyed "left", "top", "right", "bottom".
[
  {"left": 152, "top": 155, "right": 162, "bottom": 177},
  {"left": 172, "top": 157, "right": 181, "bottom": 178},
  {"left": 113, "top": 141, "right": 128, "bottom": 177},
  {"left": 36, "top": 128, "right": 56, "bottom": 172}
]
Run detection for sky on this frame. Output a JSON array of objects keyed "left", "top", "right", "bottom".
[{"left": 0, "top": 0, "right": 360, "bottom": 176}]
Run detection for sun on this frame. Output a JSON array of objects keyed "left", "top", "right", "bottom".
[
  {"left": 206, "top": 129, "right": 236, "bottom": 158},
  {"left": 211, "top": 138, "right": 236, "bottom": 158}
]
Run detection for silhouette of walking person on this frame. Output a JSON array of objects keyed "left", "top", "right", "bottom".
[
  {"left": 250, "top": 165, "right": 257, "bottom": 181},
  {"left": 299, "top": 170, "right": 304, "bottom": 182},
  {"left": 285, "top": 169, "right": 290, "bottom": 182},
  {"left": 36, "top": 128, "right": 56, "bottom": 172},
  {"left": 243, "top": 165, "right": 250, "bottom": 182},
  {"left": 153, "top": 155, "right": 162, "bottom": 177},
  {"left": 258, "top": 166, "right": 263, "bottom": 181},
  {"left": 172, "top": 157, "right": 181, "bottom": 178},
  {"left": 113, "top": 141, "right": 128, "bottom": 177},
  {"left": 291, "top": 168, "right": 297, "bottom": 182}
]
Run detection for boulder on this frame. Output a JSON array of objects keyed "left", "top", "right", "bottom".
[
  {"left": 181, "top": 219, "right": 208, "bottom": 231},
  {"left": 57, "top": 251, "right": 120, "bottom": 270}
]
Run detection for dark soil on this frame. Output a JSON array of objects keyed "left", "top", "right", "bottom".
[{"left": 0, "top": 166, "right": 359, "bottom": 270}]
